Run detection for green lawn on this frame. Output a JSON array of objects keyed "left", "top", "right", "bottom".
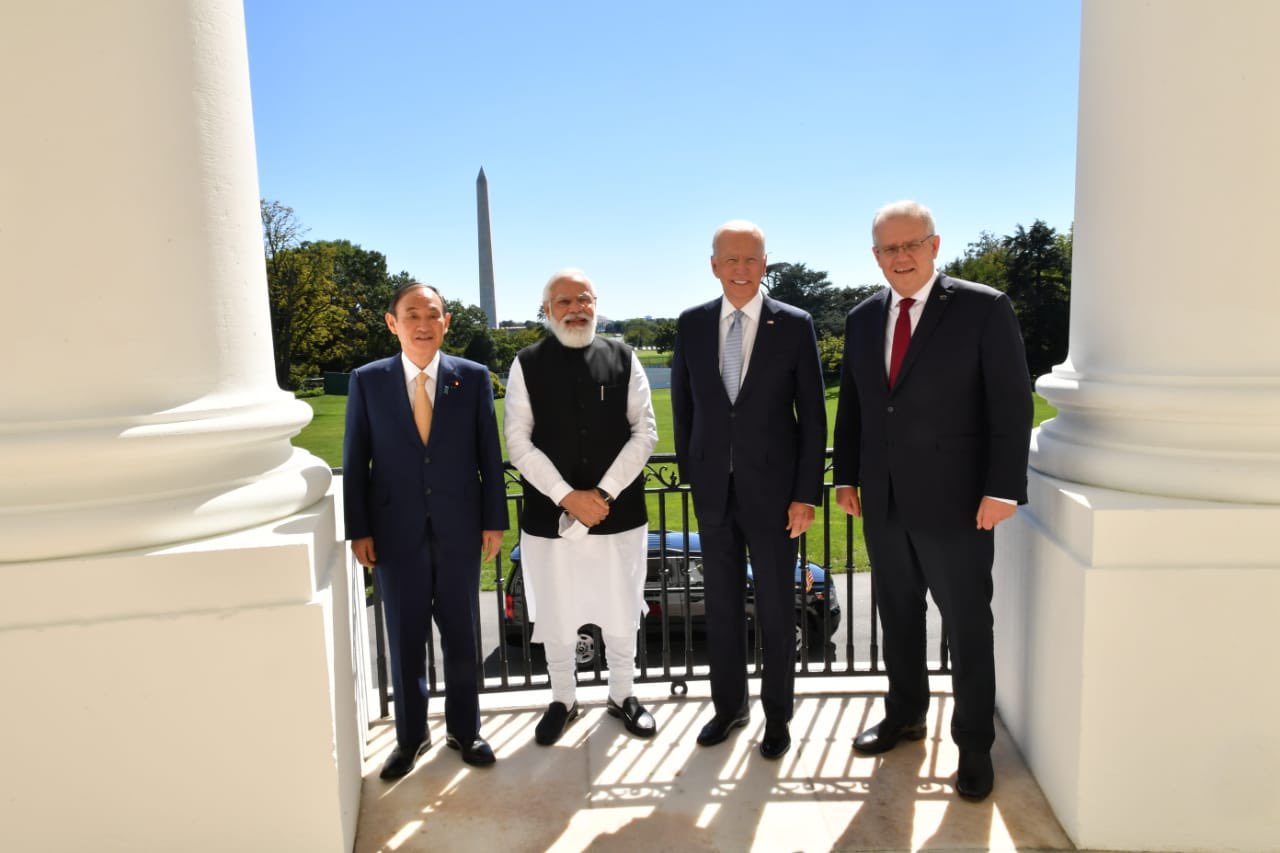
[
  {"left": 635, "top": 349, "right": 671, "bottom": 367},
  {"left": 298, "top": 389, "right": 1056, "bottom": 588}
]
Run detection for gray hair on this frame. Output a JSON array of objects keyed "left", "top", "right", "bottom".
[
  {"left": 711, "top": 220, "right": 767, "bottom": 255},
  {"left": 541, "top": 268, "right": 596, "bottom": 305},
  {"left": 871, "top": 200, "right": 936, "bottom": 240}
]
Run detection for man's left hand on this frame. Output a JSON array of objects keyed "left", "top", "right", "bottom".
[
  {"left": 975, "top": 497, "right": 1017, "bottom": 530},
  {"left": 786, "top": 502, "right": 815, "bottom": 539},
  {"left": 481, "top": 530, "right": 504, "bottom": 562}
]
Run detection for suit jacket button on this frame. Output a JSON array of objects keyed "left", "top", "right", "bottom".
[
  {"left": 887, "top": 405, "right": 895, "bottom": 413},
  {"left": 424, "top": 456, "right": 431, "bottom": 464},
  {"left": 426, "top": 488, "right": 432, "bottom": 496}
]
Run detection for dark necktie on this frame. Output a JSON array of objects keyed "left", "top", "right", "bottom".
[{"left": 888, "top": 297, "right": 915, "bottom": 388}]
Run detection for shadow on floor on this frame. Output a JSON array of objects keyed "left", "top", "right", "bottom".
[{"left": 353, "top": 687, "right": 1073, "bottom": 853}]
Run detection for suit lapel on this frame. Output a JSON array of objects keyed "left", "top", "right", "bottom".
[
  {"left": 380, "top": 355, "right": 421, "bottom": 445},
  {"left": 692, "top": 299, "right": 726, "bottom": 399},
  {"left": 735, "top": 296, "right": 779, "bottom": 404},
  {"left": 429, "top": 354, "right": 462, "bottom": 448},
  {"left": 891, "top": 275, "right": 954, "bottom": 393},
  {"left": 870, "top": 288, "right": 891, "bottom": 369}
]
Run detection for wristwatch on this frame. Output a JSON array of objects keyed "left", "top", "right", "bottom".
[{"left": 595, "top": 487, "right": 613, "bottom": 504}]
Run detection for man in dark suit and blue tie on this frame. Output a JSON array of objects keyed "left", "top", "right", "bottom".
[
  {"left": 671, "top": 221, "right": 827, "bottom": 760},
  {"left": 344, "top": 282, "right": 508, "bottom": 779},
  {"left": 833, "top": 201, "right": 1033, "bottom": 800}
]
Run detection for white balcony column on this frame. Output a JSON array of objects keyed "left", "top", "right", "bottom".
[
  {"left": 1032, "top": 2, "right": 1280, "bottom": 501},
  {"left": 994, "top": 1, "right": 1280, "bottom": 851},
  {"left": 0, "top": 0, "right": 330, "bottom": 562},
  {"left": 0, "top": 3, "right": 362, "bottom": 851}
]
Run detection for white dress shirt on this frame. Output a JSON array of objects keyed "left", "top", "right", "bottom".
[
  {"left": 400, "top": 350, "right": 441, "bottom": 411},
  {"left": 718, "top": 289, "right": 765, "bottom": 388},
  {"left": 883, "top": 272, "right": 938, "bottom": 376}
]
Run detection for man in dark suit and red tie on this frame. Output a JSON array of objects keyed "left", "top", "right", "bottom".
[
  {"left": 343, "top": 282, "right": 508, "bottom": 780},
  {"left": 833, "top": 201, "right": 1033, "bottom": 801},
  {"left": 671, "top": 220, "right": 827, "bottom": 760}
]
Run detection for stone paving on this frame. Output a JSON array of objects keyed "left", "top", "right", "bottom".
[{"left": 353, "top": 678, "right": 1075, "bottom": 852}]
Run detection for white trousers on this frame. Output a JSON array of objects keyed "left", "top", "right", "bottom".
[{"left": 543, "top": 630, "right": 638, "bottom": 707}]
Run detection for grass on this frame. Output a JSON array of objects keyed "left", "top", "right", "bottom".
[
  {"left": 635, "top": 350, "right": 671, "bottom": 366},
  {"left": 298, "top": 390, "right": 1057, "bottom": 589}
]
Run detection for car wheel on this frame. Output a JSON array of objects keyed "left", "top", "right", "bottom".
[
  {"left": 575, "top": 626, "right": 603, "bottom": 668},
  {"left": 794, "top": 614, "right": 826, "bottom": 653}
]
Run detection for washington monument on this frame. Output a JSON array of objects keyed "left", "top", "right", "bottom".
[{"left": 476, "top": 167, "right": 497, "bottom": 328}]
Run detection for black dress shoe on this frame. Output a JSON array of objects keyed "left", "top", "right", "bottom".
[
  {"left": 956, "top": 750, "right": 994, "bottom": 801},
  {"left": 446, "top": 734, "right": 496, "bottom": 767},
  {"left": 852, "top": 717, "right": 927, "bottom": 755},
  {"left": 607, "top": 697, "right": 656, "bottom": 738},
  {"left": 759, "top": 721, "right": 791, "bottom": 760},
  {"left": 696, "top": 711, "right": 749, "bottom": 747},
  {"left": 534, "top": 701, "right": 580, "bottom": 745},
  {"left": 379, "top": 736, "right": 430, "bottom": 781}
]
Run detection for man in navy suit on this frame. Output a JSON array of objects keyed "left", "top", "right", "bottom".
[
  {"left": 344, "top": 282, "right": 508, "bottom": 779},
  {"left": 671, "top": 220, "right": 827, "bottom": 760},
  {"left": 833, "top": 201, "right": 1033, "bottom": 801}
]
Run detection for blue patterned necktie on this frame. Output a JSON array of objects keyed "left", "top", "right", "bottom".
[{"left": 722, "top": 309, "right": 745, "bottom": 403}]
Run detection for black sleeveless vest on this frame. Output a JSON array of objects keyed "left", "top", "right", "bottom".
[{"left": 516, "top": 336, "right": 647, "bottom": 538}]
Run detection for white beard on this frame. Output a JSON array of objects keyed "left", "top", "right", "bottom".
[{"left": 548, "top": 313, "right": 596, "bottom": 349}]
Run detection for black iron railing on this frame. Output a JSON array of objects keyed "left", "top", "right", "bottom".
[{"left": 357, "top": 451, "right": 951, "bottom": 720}]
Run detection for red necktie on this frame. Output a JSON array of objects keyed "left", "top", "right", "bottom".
[{"left": 888, "top": 297, "right": 915, "bottom": 388}]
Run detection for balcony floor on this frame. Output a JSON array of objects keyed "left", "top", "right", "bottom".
[{"left": 353, "top": 676, "right": 1078, "bottom": 852}]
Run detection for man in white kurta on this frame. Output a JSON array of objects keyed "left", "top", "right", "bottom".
[{"left": 504, "top": 269, "right": 659, "bottom": 744}]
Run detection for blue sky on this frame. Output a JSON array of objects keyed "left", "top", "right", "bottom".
[{"left": 244, "top": 1, "right": 1080, "bottom": 323}]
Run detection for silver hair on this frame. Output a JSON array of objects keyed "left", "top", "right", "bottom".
[
  {"left": 872, "top": 200, "right": 935, "bottom": 240},
  {"left": 541, "top": 267, "right": 596, "bottom": 305},
  {"left": 711, "top": 220, "right": 767, "bottom": 255}
]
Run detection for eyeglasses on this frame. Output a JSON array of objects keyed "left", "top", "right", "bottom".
[
  {"left": 552, "top": 294, "right": 596, "bottom": 309},
  {"left": 874, "top": 235, "right": 935, "bottom": 257}
]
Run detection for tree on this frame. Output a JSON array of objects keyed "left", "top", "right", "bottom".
[
  {"left": 261, "top": 201, "right": 350, "bottom": 389},
  {"left": 311, "top": 239, "right": 396, "bottom": 372},
  {"left": 652, "top": 320, "right": 677, "bottom": 353},
  {"left": 817, "top": 335, "right": 845, "bottom": 381},
  {"left": 821, "top": 285, "right": 882, "bottom": 338},
  {"left": 943, "top": 231, "right": 1008, "bottom": 291},
  {"left": 1003, "top": 221, "right": 1070, "bottom": 379},
  {"left": 942, "top": 222, "right": 1071, "bottom": 379},
  {"left": 764, "top": 262, "right": 832, "bottom": 315},
  {"left": 491, "top": 325, "right": 546, "bottom": 374},
  {"left": 764, "top": 262, "right": 880, "bottom": 339},
  {"left": 443, "top": 300, "right": 496, "bottom": 367},
  {"left": 623, "top": 318, "right": 657, "bottom": 349}
]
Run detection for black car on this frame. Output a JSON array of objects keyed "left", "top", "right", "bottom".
[{"left": 502, "top": 530, "right": 840, "bottom": 667}]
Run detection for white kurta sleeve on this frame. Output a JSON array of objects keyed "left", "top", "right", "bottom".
[
  {"left": 597, "top": 351, "right": 659, "bottom": 500},
  {"left": 503, "top": 358, "right": 574, "bottom": 506}
]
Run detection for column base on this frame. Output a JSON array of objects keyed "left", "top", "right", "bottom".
[
  {"left": 0, "top": 396, "right": 333, "bottom": 563},
  {"left": 1033, "top": 369, "right": 1280, "bottom": 504},
  {"left": 0, "top": 490, "right": 362, "bottom": 852},
  {"left": 994, "top": 468, "right": 1280, "bottom": 852}
]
